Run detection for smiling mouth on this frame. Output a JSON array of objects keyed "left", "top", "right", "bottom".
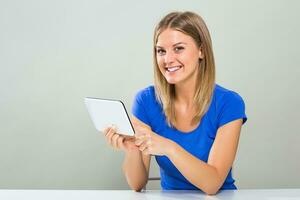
[{"left": 166, "top": 66, "right": 182, "bottom": 72}]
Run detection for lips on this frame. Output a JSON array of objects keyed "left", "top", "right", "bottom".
[{"left": 166, "top": 65, "right": 182, "bottom": 72}]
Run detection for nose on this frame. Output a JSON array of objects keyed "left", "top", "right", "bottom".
[{"left": 164, "top": 51, "right": 175, "bottom": 64}]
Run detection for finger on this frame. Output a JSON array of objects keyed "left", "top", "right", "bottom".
[
  {"left": 135, "top": 135, "right": 147, "bottom": 146},
  {"left": 102, "top": 127, "right": 111, "bottom": 136},
  {"left": 142, "top": 147, "right": 150, "bottom": 155},
  {"left": 138, "top": 132, "right": 152, "bottom": 142},
  {"left": 142, "top": 137, "right": 152, "bottom": 149},
  {"left": 122, "top": 135, "right": 135, "bottom": 140},
  {"left": 138, "top": 142, "right": 148, "bottom": 152},
  {"left": 106, "top": 128, "right": 116, "bottom": 145},
  {"left": 124, "top": 136, "right": 135, "bottom": 143},
  {"left": 111, "top": 134, "right": 120, "bottom": 149},
  {"left": 105, "top": 127, "right": 114, "bottom": 138},
  {"left": 117, "top": 136, "right": 125, "bottom": 149}
]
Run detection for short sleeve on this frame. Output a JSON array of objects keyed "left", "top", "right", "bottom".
[
  {"left": 132, "top": 89, "right": 151, "bottom": 126},
  {"left": 217, "top": 92, "right": 247, "bottom": 128}
]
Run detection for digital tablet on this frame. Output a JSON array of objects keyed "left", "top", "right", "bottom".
[{"left": 84, "top": 97, "right": 135, "bottom": 136}]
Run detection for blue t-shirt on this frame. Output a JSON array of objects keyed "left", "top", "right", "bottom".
[{"left": 132, "top": 84, "right": 247, "bottom": 191}]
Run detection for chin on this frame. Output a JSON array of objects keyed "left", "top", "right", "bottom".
[
  {"left": 165, "top": 78, "right": 179, "bottom": 85},
  {"left": 164, "top": 74, "right": 183, "bottom": 85}
]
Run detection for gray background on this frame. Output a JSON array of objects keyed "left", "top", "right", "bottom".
[{"left": 0, "top": 0, "right": 299, "bottom": 189}]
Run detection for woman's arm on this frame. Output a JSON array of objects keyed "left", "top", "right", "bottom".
[
  {"left": 135, "top": 118, "right": 243, "bottom": 195},
  {"left": 122, "top": 117, "right": 151, "bottom": 192},
  {"left": 122, "top": 149, "right": 151, "bottom": 191},
  {"left": 167, "top": 119, "right": 243, "bottom": 195}
]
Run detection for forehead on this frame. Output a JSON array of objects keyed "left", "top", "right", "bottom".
[{"left": 156, "top": 28, "right": 194, "bottom": 47}]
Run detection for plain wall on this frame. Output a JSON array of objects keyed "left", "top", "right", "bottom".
[{"left": 0, "top": 0, "right": 299, "bottom": 189}]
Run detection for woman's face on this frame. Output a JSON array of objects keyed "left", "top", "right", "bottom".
[{"left": 156, "top": 28, "right": 203, "bottom": 85}]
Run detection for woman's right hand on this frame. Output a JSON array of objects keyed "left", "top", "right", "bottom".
[{"left": 103, "top": 126, "right": 138, "bottom": 152}]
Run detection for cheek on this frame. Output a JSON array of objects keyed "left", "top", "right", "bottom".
[
  {"left": 182, "top": 54, "right": 199, "bottom": 67},
  {"left": 156, "top": 57, "right": 163, "bottom": 65},
  {"left": 156, "top": 58, "right": 165, "bottom": 70}
]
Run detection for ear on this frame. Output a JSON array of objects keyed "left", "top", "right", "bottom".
[{"left": 198, "top": 49, "right": 204, "bottom": 59}]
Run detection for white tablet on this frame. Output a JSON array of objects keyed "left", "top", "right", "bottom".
[{"left": 84, "top": 97, "right": 135, "bottom": 136}]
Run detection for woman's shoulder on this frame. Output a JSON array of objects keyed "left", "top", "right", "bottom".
[
  {"left": 134, "top": 85, "right": 157, "bottom": 105},
  {"left": 214, "top": 84, "right": 244, "bottom": 102},
  {"left": 135, "top": 85, "right": 155, "bottom": 99},
  {"left": 214, "top": 84, "right": 240, "bottom": 98},
  {"left": 212, "top": 84, "right": 247, "bottom": 127},
  {"left": 140, "top": 85, "right": 155, "bottom": 94},
  {"left": 132, "top": 85, "right": 163, "bottom": 127}
]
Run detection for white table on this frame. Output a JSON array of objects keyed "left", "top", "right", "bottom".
[{"left": 0, "top": 189, "right": 300, "bottom": 200}]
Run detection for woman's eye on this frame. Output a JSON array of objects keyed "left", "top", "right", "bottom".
[
  {"left": 156, "top": 49, "right": 166, "bottom": 55},
  {"left": 174, "top": 46, "right": 184, "bottom": 52}
]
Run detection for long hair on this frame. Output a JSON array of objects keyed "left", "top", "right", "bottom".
[{"left": 153, "top": 11, "right": 215, "bottom": 126}]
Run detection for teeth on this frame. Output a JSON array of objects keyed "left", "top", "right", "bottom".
[{"left": 167, "top": 66, "right": 181, "bottom": 72}]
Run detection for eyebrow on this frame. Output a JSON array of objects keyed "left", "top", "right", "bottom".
[{"left": 156, "top": 42, "right": 187, "bottom": 48}]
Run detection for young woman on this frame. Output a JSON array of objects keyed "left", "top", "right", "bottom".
[{"left": 104, "top": 11, "right": 247, "bottom": 195}]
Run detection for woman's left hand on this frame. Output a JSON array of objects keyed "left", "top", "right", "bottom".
[{"left": 133, "top": 123, "right": 175, "bottom": 156}]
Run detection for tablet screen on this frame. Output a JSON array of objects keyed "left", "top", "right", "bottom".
[{"left": 84, "top": 97, "right": 135, "bottom": 136}]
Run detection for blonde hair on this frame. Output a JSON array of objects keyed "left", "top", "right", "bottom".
[{"left": 153, "top": 11, "right": 215, "bottom": 126}]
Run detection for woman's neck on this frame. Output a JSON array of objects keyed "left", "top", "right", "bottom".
[{"left": 175, "top": 80, "right": 196, "bottom": 107}]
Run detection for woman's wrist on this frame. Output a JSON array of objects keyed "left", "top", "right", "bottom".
[{"left": 165, "top": 139, "right": 180, "bottom": 158}]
